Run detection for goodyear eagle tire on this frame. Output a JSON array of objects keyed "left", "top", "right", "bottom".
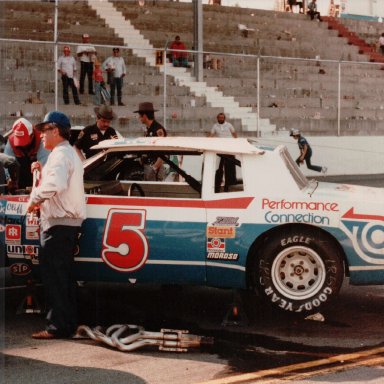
[{"left": 257, "top": 228, "right": 344, "bottom": 314}]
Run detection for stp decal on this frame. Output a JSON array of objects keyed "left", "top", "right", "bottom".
[
  {"left": 102, "top": 208, "right": 149, "bottom": 272},
  {"left": 341, "top": 208, "right": 384, "bottom": 264}
]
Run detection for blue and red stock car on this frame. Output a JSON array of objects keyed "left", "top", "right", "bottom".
[{"left": 2, "top": 136, "right": 383, "bottom": 314}]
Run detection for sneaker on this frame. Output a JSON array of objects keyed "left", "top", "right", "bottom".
[
  {"left": 321, "top": 166, "right": 327, "bottom": 174},
  {"left": 118, "top": 102, "right": 125, "bottom": 106}
]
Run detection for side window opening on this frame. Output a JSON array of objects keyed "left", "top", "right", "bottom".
[{"left": 214, "top": 154, "right": 243, "bottom": 193}]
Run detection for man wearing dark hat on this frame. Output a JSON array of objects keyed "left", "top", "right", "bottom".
[
  {"left": 74, "top": 105, "right": 118, "bottom": 161},
  {"left": 134, "top": 102, "right": 167, "bottom": 181},
  {"left": 27, "top": 111, "right": 86, "bottom": 339}
]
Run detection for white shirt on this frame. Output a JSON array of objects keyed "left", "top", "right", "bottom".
[
  {"left": 102, "top": 56, "right": 126, "bottom": 78},
  {"left": 76, "top": 44, "right": 96, "bottom": 63},
  {"left": 57, "top": 55, "right": 77, "bottom": 79},
  {"left": 29, "top": 141, "right": 86, "bottom": 232},
  {"left": 210, "top": 121, "right": 236, "bottom": 138}
]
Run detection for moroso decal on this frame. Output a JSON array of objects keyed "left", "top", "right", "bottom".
[
  {"left": 341, "top": 208, "right": 384, "bottom": 264},
  {"left": 207, "top": 238, "right": 225, "bottom": 251},
  {"left": 5, "top": 224, "right": 21, "bottom": 244},
  {"left": 207, "top": 252, "right": 239, "bottom": 261},
  {"left": 206, "top": 226, "right": 235, "bottom": 238}
]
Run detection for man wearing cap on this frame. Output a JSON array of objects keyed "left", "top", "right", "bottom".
[
  {"left": 102, "top": 47, "right": 126, "bottom": 106},
  {"left": 5, "top": 118, "right": 50, "bottom": 189},
  {"left": 290, "top": 128, "right": 327, "bottom": 173},
  {"left": 57, "top": 45, "right": 81, "bottom": 105},
  {"left": 27, "top": 111, "right": 86, "bottom": 340},
  {"left": 76, "top": 33, "right": 97, "bottom": 95},
  {"left": 134, "top": 102, "right": 167, "bottom": 181},
  {"left": 74, "top": 105, "right": 118, "bottom": 161}
]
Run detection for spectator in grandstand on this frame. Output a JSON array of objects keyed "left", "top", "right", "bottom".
[
  {"left": 209, "top": 113, "right": 237, "bottom": 192},
  {"left": 102, "top": 48, "right": 126, "bottom": 106},
  {"left": 57, "top": 46, "right": 81, "bottom": 105},
  {"left": 4, "top": 118, "right": 50, "bottom": 189},
  {"left": 74, "top": 105, "right": 118, "bottom": 161},
  {"left": 307, "top": 0, "right": 322, "bottom": 21},
  {"left": 93, "top": 61, "right": 106, "bottom": 106},
  {"left": 379, "top": 33, "right": 384, "bottom": 55},
  {"left": 287, "top": 0, "right": 304, "bottom": 14},
  {"left": 169, "top": 36, "right": 190, "bottom": 68},
  {"left": 76, "top": 33, "right": 97, "bottom": 95},
  {"left": 290, "top": 128, "right": 327, "bottom": 173},
  {"left": 133, "top": 102, "right": 167, "bottom": 181}
]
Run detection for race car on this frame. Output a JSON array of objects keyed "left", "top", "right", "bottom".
[{"left": 2, "top": 136, "right": 383, "bottom": 314}]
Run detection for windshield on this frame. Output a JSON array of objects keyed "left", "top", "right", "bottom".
[{"left": 279, "top": 146, "right": 309, "bottom": 190}]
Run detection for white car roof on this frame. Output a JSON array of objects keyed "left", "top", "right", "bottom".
[{"left": 91, "top": 136, "right": 265, "bottom": 155}]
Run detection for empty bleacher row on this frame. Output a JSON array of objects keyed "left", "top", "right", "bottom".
[{"left": 1, "top": 0, "right": 384, "bottom": 136}]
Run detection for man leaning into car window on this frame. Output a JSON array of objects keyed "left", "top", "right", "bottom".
[{"left": 134, "top": 102, "right": 167, "bottom": 181}]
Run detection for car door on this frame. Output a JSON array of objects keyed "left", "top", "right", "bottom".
[{"left": 76, "top": 152, "right": 208, "bottom": 285}]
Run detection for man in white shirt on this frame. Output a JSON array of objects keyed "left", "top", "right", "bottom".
[
  {"left": 102, "top": 48, "right": 126, "bottom": 106},
  {"left": 209, "top": 112, "right": 237, "bottom": 138},
  {"left": 209, "top": 113, "right": 237, "bottom": 192},
  {"left": 76, "top": 33, "right": 97, "bottom": 95},
  {"left": 57, "top": 46, "right": 80, "bottom": 105}
]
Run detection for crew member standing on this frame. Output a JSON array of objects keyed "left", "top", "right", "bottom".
[
  {"left": 74, "top": 105, "right": 118, "bottom": 160},
  {"left": 133, "top": 102, "right": 167, "bottom": 181},
  {"left": 27, "top": 111, "right": 86, "bottom": 339}
]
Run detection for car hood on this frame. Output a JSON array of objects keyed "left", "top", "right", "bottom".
[{"left": 311, "top": 180, "right": 384, "bottom": 207}]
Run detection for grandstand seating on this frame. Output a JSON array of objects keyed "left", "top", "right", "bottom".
[{"left": 1, "top": 1, "right": 384, "bottom": 136}]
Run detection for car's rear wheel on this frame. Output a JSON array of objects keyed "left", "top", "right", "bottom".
[{"left": 255, "top": 228, "right": 344, "bottom": 314}]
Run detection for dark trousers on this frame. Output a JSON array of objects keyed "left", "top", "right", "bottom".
[
  {"left": 296, "top": 155, "right": 322, "bottom": 172},
  {"left": 308, "top": 10, "right": 321, "bottom": 20},
  {"left": 40, "top": 225, "right": 80, "bottom": 337},
  {"left": 61, "top": 75, "right": 80, "bottom": 105},
  {"left": 215, "top": 156, "right": 237, "bottom": 192},
  {"left": 110, "top": 77, "right": 123, "bottom": 104},
  {"left": 79, "top": 61, "right": 94, "bottom": 94}
]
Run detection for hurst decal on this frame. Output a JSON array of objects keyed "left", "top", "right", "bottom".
[
  {"left": 341, "top": 208, "right": 384, "bottom": 264},
  {"left": 211, "top": 217, "right": 239, "bottom": 226}
]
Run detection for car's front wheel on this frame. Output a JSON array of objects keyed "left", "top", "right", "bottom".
[{"left": 255, "top": 228, "right": 344, "bottom": 314}]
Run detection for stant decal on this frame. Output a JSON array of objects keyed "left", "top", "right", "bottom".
[{"left": 206, "top": 226, "right": 235, "bottom": 238}]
